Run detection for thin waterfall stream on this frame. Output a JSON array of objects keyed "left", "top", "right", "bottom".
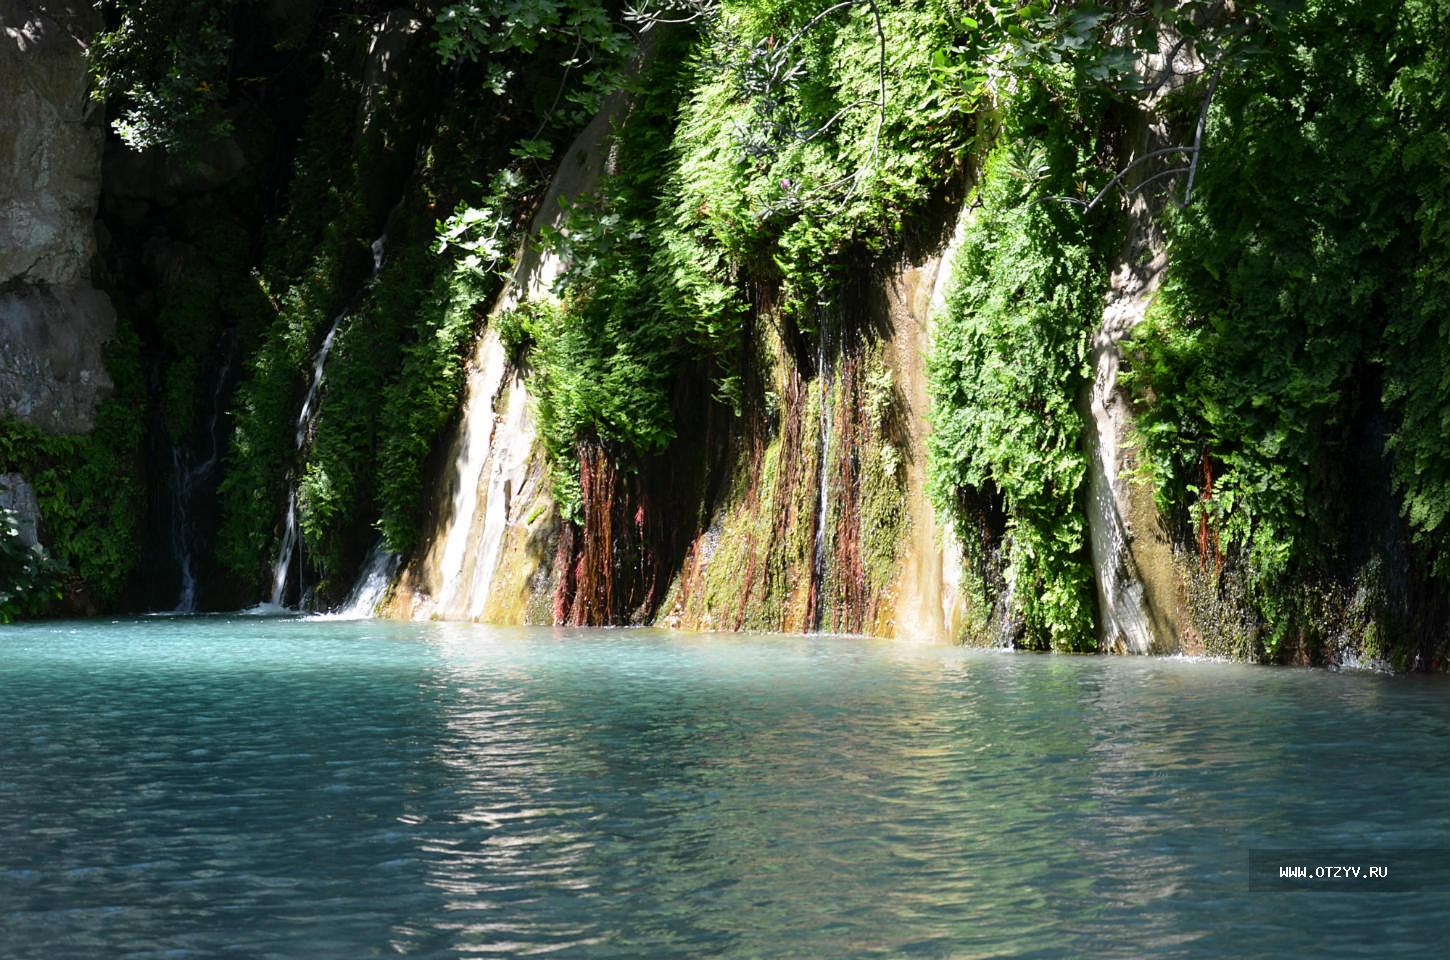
[
  {"left": 809, "top": 330, "right": 833, "bottom": 630},
  {"left": 167, "top": 348, "right": 233, "bottom": 613},
  {"left": 268, "top": 236, "right": 387, "bottom": 609},
  {"left": 331, "top": 540, "right": 400, "bottom": 618}
]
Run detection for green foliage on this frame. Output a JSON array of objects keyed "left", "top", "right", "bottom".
[
  {"left": 437, "top": 0, "right": 625, "bottom": 63},
  {"left": 974, "top": 0, "right": 1292, "bottom": 93},
  {"left": 90, "top": 0, "right": 238, "bottom": 152},
  {"left": 372, "top": 276, "right": 479, "bottom": 554},
  {"left": 215, "top": 0, "right": 633, "bottom": 579},
  {"left": 435, "top": 0, "right": 632, "bottom": 133},
  {"left": 0, "top": 322, "right": 146, "bottom": 608},
  {"left": 0, "top": 507, "right": 63, "bottom": 623},
  {"left": 437, "top": 170, "right": 528, "bottom": 282},
  {"left": 214, "top": 0, "right": 455, "bottom": 584},
  {"left": 216, "top": 79, "right": 370, "bottom": 581},
  {"left": 926, "top": 87, "right": 1111, "bottom": 652},
  {"left": 1125, "top": 0, "right": 1450, "bottom": 654},
  {"left": 154, "top": 269, "right": 230, "bottom": 443},
  {"left": 511, "top": 299, "right": 588, "bottom": 520},
  {"left": 298, "top": 240, "right": 435, "bottom": 574},
  {"left": 1383, "top": 0, "right": 1450, "bottom": 578},
  {"left": 373, "top": 117, "right": 588, "bottom": 555},
  {"left": 666, "top": 0, "right": 973, "bottom": 328},
  {"left": 524, "top": 36, "right": 697, "bottom": 521},
  {"left": 520, "top": 0, "right": 974, "bottom": 519}
]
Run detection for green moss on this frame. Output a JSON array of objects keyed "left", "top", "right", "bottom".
[{"left": 857, "top": 354, "right": 909, "bottom": 609}]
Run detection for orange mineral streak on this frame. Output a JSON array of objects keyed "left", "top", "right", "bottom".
[{"left": 1197, "top": 450, "right": 1223, "bottom": 573}]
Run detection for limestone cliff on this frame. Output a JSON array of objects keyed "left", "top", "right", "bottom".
[{"left": 1, "top": 0, "right": 116, "bottom": 435}]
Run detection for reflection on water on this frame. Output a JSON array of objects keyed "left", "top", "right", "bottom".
[{"left": 1, "top": 619, "right": 1447, "bottom": 958}]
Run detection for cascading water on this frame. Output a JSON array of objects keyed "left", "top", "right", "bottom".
[
  {"left": 396, "top": 95, "right": 627, "bottom": 623},
  {"left": 330, "top": 540, "right": 399, "bottom": 618},
  {"left": 1081, "top": 158, "right": 1173, "bottom": 654},
  {"left": 269, "top": 489, "right": 302, "bottom": 608},
  {"left": 268, "top": 236, "right": 387, "bottom": 609},
  {"left": 168, "top": 446, "right": 202, "bottom": 612},
  {"left": 167, "top": 350, "right": 232, "bottom": 613},
  {"left": 809, "top": 330, "right": 833, "bottom": 630},
  {"left": 994, "top": 544, "right": 1019, "bottom": 649}
]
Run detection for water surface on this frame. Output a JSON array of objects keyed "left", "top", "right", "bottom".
[{"left": 2, "top": 618, "right": 1447, "bottom": 958}]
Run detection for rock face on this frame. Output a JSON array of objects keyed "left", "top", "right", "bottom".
[
  {"left": 0, "top": 0, "right": 116, "bottom": 434},
  {"left": 1083, "top": 212, "right": 1181, "bottom": 654},
  {"left": 0, "top": 0, "right": 103, "bottom": 285},
  {"left": 0, "top": 285, "right": 115, "bottom": 432},
  {"left": 1080, "top": 37, "right": 1204, "bottom": 655},
  {"left": 655, "top": 216, "right": 971, "bottom": 640},
  {"left": 391, "top": 121, "right": 971, "bottom": 638}
]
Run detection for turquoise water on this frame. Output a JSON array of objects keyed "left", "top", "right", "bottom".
[{"left": 1, "top": 618, "right": 1447, "bottom": 959}]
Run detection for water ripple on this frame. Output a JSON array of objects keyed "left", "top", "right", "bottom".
[{"left": 1, "top": 620, "right": 1446, "bottom": 958}]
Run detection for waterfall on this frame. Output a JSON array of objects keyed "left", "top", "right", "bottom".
[
  {"left": 329, "top": 540, "right": 399, "bottom": 619},
  {"left": 167, "top": 350, "right": 232, "bottom": 613},
  {"left": 169, "top": 445, "right": 200, "bottom": 612},
  {"left": 888, "top": 209, "right": 973, "bottom": 643},
  {"left": 995, "top": 547, "right": 1019, "bottom": 649},
  {"left": 432, "top": 330, "right": 512, "bottom": 616},
  {"left": 396, "top": 92, "right": 627, "bottom": 623},
  {"left": 269, "top": 487, "right": 301, "bottom": 607},
  {"left": 1082, "top": 185, "right": 1170, "bottom": 654},
  {"left": 1084, "top": 330, "right": 1154, "bottom": 654},
  {"left": 267, "top": 236, "right": 386, "bottom": 609},
  {"left": 809, "top": 331, "right": 833, "bottom": 631},
  {"left": 267, "top": 316, "right": 341, "bottom": 608},
  {"left": 465, "top": 375, "right": 534, "bottom": 620}
]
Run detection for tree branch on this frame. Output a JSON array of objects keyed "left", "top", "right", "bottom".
[{"left": 1181, "top": 62, "right": 1222, "bottom": 206}]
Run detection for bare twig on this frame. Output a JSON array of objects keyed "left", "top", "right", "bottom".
[
  {"left": 1128, "top": 165, "right": 1192, "bottom": 197},
  {"left": 1053, "top": 44, "right": 1227, "bottom": 213},
  {"left": 1181, "top": 62, "right": 1221, "bottom": 206},
  {"left": 1054, "top": 145, "right": 1197, "bottom": 211},
  {"left": 623, "top": 0, "right": 716, "bottom": 31},
  {"left": 528, "top": 28, "right": 587, "bottom": 147}
]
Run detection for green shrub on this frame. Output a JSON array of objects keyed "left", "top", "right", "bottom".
[
  {"left": 926, "top": 87, "right": 1111, "bottom": 652},
  {"left": 1125, "top": 0, "right": 1450, "bottom": 657},
  {"left": 0, "top": 506, "right": 63, "bottom": 623},
  {"left": 0, "top": 321, "right": 146, "bottom": 608}
]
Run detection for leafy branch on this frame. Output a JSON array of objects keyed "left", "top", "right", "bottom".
[
  {"left": 625, "top": 0, "right": 889, "bottom": 219},
  {"left": 1032, "top": 1, "right": 1285, "bottom": 212}
]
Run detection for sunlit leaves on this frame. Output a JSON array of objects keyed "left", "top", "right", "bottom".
[
  {"left": 1124, "top": 0, "right": 1450, "bottom": 650},
  {"left": 90, "top": 0, "right": 238, "bottom": 153},
  {"left": 927, "top": 91, "right": 1110, "bottom": 652}
]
